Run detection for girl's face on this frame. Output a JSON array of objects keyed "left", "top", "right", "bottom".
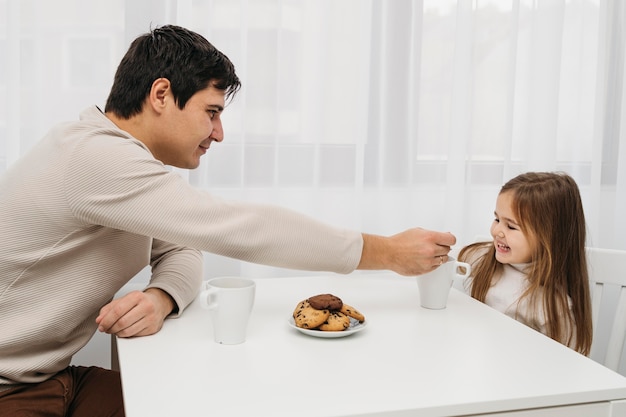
[{"left": 490, "top": 191, "right": 533, "bottom": 264}]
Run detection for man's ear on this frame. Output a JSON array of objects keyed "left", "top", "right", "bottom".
[{"left": 148, "top": 78, "right": 171, "bottom": 114}]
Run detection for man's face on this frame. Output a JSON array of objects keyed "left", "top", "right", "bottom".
[{"left": 153, "top": 84, "right": 225, "bottom": 169}]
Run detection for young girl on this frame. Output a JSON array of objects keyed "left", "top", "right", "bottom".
[{"left": 459, "top": 172, "right": 593, "bottom": 355}]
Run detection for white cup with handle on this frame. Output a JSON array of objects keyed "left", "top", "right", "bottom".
[
  {"left": 416, "top": 257, "right": 471, "bottom": 309},
  {"left": 199, "top": 277, "right": 256, "bottom": 344}
]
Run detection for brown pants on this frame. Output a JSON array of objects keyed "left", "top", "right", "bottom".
[{"left": 0, "top": 366, "right": 124, "bottom": 417}]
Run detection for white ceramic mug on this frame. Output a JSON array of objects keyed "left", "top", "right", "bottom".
[
  {"left": 199, "top": 277, "right": 256, "bottom": 344},
  {"left": 416, "top": 257, "right": 471, "bottom": 309}
]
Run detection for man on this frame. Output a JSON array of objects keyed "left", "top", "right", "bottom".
[{"left": 0, "top": 25, "right": 455, "bottom": 416}]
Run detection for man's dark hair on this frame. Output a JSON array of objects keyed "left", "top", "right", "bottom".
[{"left": 105, "top": 25, "right": 241, "bottom": 118}]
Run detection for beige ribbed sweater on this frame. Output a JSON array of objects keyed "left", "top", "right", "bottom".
[{"left": 0, "top": 106, "right": 362, "bottom": 387}]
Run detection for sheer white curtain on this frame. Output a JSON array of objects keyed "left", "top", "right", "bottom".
[{"left": 1, "top": 0, "right": 625, "bottom": 278}]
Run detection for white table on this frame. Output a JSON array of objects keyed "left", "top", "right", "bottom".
[{"left": 116, "top": 274, "right": 626, "bottom": 417}]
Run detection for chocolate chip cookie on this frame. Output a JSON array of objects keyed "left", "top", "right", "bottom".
[
  {"left": 318, "top": 311, "right": 351, "bottom": 331},
  {"left": 340, "top": 303, "right": 365, "bottom": 323},
  {"left": 293, "top": 300, "right": 330, "bottom": 329}
]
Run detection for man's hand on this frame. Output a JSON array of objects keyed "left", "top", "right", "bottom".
[
  {"left": 358, "top": 228, "right": 457, "bottom": 276},
  {"left": 96, "top": 288, "right": 176, "bottom": 338}
]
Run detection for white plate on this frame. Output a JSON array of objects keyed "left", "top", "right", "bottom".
[{"left": 287, "top": 316, "right": 367, "bottom": 338}]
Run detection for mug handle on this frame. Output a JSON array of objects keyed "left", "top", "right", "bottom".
[
  {"left": 199, "top": 288, "right": 219, "bottom": 310},
  {"left": 455, "top": 261, "right": 472, "bottom": 279}
]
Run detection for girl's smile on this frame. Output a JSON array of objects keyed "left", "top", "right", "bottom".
[{"left": 490, "top": 191, "right": 533, "bottom": 264}]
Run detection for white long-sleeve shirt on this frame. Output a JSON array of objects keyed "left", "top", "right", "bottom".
[
  {"left": 462, "top": 250, "right": 575, "bottom": 348},
  {"left": 0, "top": 106, "right": 363, "bottom": 387}
]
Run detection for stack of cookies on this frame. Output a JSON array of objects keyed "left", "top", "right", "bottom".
[{"left": 292, "top": 293, "right": 365, "bottom": 331}]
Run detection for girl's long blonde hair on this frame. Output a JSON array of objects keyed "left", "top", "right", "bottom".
[{"left": 459, "top": 172, "right": 592, "bottom": 355}]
